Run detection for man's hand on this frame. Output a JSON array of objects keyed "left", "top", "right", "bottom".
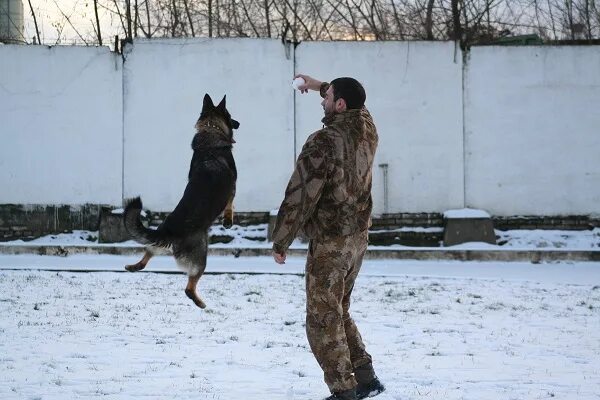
[
  {"left": 294, "top": 74, "right": 322, "bottom": 94},
  {"left": 273, "top": 251, "right": 286, "bottom": 265}
]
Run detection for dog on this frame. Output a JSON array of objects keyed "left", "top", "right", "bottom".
[{"left": 122, "top": 93, "right": 240, "bottom": 309}]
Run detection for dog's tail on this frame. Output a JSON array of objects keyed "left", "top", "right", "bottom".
[{"left": 123, "top": 197, "right": 170, "bottom": 247}]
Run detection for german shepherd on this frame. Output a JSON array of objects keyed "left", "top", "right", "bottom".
[{"left": 123, "top": 94, "right": 240, "bottom": 309}]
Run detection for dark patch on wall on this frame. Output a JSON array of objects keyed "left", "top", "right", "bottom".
[
  {"left": 0, "top": 204, "right": 103, "bottom": 241},
  {"left": 493, "top": 215, "right": 600, "bottom": 231}
]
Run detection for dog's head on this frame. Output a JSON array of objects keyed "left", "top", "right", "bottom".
[{"left": 196, "top": 94, "right": 240, "bottom": 143}]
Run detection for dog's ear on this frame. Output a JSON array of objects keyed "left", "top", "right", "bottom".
[
  {"left": 202, "top": 94, "right": 215, "bottom": 112},
  {"left": 231, "top": 119, "right": 240, "bottom": 129},
  {"left": 217, "top": 95, "right": 227, "bottom": 112}
]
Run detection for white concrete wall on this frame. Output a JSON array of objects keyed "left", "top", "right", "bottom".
[
  {"left": 465, "top": 46, "right": 600, "bottom": 215},
  {"left": 123, "top": 38, "right": 294, "bottom": 212},
  {"left": 295, "top": 41, "right": 465, "bottom": 214},
  {"left": 1, "top": 41, "right": 599, "bottom": 216},
  {"left": 0, "top": 45, "right": 123, "bottom": 205}
]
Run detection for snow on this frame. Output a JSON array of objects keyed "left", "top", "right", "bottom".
[
  {"left": 4, "top": 226, "right": 599, "bottom": 251},
  {"left": 496, "top": 228, "right": 600, "bottom": 250},
  {"left": 209, "top": 224, "right": 269, "bottom": 246},
  {"left": 292, "top": 77, "right": 306, "bottom": 90},
  {"left": 0, "top": 259, "right": 599, "bottom": 400},
  {"left": 1, "top": 228, "right": 599, "bottom": 399},
  {"left": 443, "top": 209, "right": 492, "bottom": 219},
  {"left": 370, "top": 227, "right": 444, "bottom": 233}
]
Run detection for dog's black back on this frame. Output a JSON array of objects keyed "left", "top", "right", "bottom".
[{"left": 161, "top": 140, "right": 237, "bottom": 235}]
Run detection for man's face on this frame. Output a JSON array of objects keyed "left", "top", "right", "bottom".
[{"left": 321, "top": 85, "right": 338, "bottom": 117}]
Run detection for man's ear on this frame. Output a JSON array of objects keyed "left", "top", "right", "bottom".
[{"left": 335, "top": 98, "right": 347, "bottom": 113}]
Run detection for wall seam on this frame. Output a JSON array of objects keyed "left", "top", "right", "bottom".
[
  {"left": 461, "top": 45, "right": 468, "bottom": 209},
  {"left": 292, "top": 42, "right": 297, "bottom": 164},
  {"left": 121, "top": 46, "right": 127, "bottom": 205}
]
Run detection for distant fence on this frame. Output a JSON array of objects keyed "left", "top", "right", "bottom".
[{"left": 1, "top": 39, "right": 599, "bottom": 216}]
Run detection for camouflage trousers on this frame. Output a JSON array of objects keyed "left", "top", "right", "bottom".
[{"left": 305, "top": 229, "right": 373, "bottom": 392}]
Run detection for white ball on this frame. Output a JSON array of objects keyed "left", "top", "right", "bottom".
[{"left": 292, "top": 77, "right": 306, "bottom": 90}]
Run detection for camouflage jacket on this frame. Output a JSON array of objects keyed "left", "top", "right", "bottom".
[{"left": 272, "top": 86, "right": 379, "bottom": 254}]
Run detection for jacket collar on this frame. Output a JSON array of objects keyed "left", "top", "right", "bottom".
[{"left": 321, "top": 107, "right": 366, "bottom": 127}]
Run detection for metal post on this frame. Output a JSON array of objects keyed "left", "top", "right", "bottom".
[{"left": 378, "top": 163, "right": 389, "bottom": 214}]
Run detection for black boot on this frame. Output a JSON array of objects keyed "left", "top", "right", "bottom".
[
  {"left": 324, "top": 387, "right": 357, "bottom": 400},
  {"left": 356, "top": 377, "right": 385, "bottom": 399},
  {"left": 354, "top": 363, "right": 385, "bottom": 399}
]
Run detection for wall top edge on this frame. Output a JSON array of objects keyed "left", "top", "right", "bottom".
[
  {"left": 127, "top": 38, "right": 459, "bottom": 46},
  {"left": 4, "top": 40, "right": 598, "bottom": 51},
  {"left": 131, "top": 37, "right": 281, "bottom": 45},
  {"left": 470, "top": 44, "right": 600, "bottom": 50},
  {"left": 0, "top": 43, "right": 114, "bottom": 53}
]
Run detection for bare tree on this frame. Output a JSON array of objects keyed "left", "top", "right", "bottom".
[
  {"left": 265, "top": 0, "right": 272, "bottom": 37},
  {"left": 27, "top": 0, "right": 41, "bottom": 44},
  {"left": 424, "top": 0, "right": 436, "bottom": 39},
  {"left": 19, "top": 0, "right": 600, "bottom": 48},
  {"left": 451, "top": 0, "right": 462, "bottom": 41},
  {"left": 209, "top": 0, "right": 214, "bottom": 37},
  {"left": 142, "top": 0, "right": 153, "bottom": 37},
  {"left": 94, "top": 0, "right": 103, "bottom": 45},
  {"left": 126, "top": 0, "right": 133, "bottom": 39},
  {"left": 52, "top": 0, "right": 89, "bottom": 45},
  {"left": 183, "top": 0, "right": 196, "bottom": 36}
]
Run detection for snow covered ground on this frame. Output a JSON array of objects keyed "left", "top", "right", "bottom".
[
  {"left": 1, "top": 228, "right": 599, "bottom": 400},
  {"left": 1, "top": 255, "right": 599, "bottom": 400},
  {"left": 3, "top": 226, "right": 600, "bottom": 250}
]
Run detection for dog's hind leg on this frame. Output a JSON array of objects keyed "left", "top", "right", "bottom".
[
  {"left": 180, "top": 235, "right": 208, "bottom": 309},
  {"left": 125, "top": 250, "right": 153, "bottom": 272},
  {"left": 185, "top": 273, "right": 206, "bottom": 309}
]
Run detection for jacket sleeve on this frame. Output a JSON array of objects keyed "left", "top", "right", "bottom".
[
  {"left": 272, "top": 134, "right": 330, "bottom": 254},
  {"left": 319, "top": 82, "right": 330, "bottom": 98}
]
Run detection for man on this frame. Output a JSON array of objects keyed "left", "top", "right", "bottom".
[{"left": 272, "top": 74, "right": 385, "bottom": 400}]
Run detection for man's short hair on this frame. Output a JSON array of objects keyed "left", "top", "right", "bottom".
[{"left": 330, "top": 77, "right": 366, "bottom": 110}]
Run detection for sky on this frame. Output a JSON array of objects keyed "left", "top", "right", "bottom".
[{"left": 22, "top": 0, "right": 119, "bottom": 46}]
